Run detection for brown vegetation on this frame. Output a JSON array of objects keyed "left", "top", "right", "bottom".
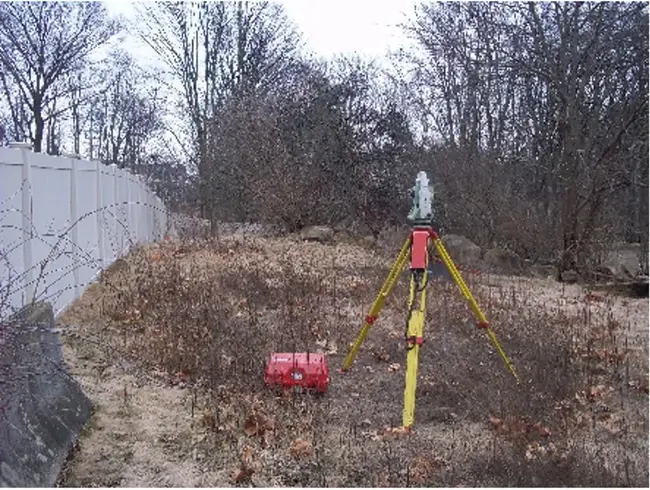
[{"left": 57, "top": 234, "right": 648, "bottom": 487}]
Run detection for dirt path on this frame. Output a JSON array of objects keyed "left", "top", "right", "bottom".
[{"left": 57, "top": 324, "right": 230, "bottom": 487}]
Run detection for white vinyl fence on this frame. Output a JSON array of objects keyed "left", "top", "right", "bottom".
[{"left": 0, "top": 143, "right": 168, "bottom": 320}]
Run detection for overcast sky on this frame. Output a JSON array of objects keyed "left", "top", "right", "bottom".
[{"left": 104, "top": 0, "right": 419, "bottom": 61}]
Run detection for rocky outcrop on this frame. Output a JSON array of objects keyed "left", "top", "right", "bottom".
[
  {"left": 484, "top": 247, "right": 523, "bottom": 275},
  {"left": 596, "top": 242, "right": 643, "bottom": 281},
  {"left": 441, "top": 234, "right": 482, "bottom": 267},
  {"left": 0, "top": 302, "right": 92, "bottom": 487},
  {"left": 560, "top": 270, "right": 581, "bottom": 284},
  {"left": 300, "top": 225, "right": 335, "bottom": 243},
  {"left": 530, "top": 264, "right": 557, "bottom": 279}
]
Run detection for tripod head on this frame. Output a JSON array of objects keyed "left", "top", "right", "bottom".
[{"left": 407, "top": 171, "right": 434, "bottom": 226}]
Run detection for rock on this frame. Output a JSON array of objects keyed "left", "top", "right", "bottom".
[
  {"left": 300, "top": 225, "right": 334, "bottom": 243},
  {"left": 440, "top": 234, "right": 482, "bottom": 267},
  {"left": 560, "top": 270, "right": 580, "bottom": 284},
  {"left": 361, "top": 235, "right": 377, "bottom": 248},
  {"left": 483, "top": 247, "right": 523, "bottom": 274},
  {"left": 531, "top": 264, "right": 556, "bottom": 279},
  {"left": 599, "top": 242, "right": 643, "bottom": 280},
  {"left": 631, "top": 275, "right": 649, "bottom": 298}
]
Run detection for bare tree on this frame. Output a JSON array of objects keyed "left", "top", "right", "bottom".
[
  {"left": 83, "top": 50, "right": 164, "bottom": 170},
  {"left": 136, "top": 1, "right": 301, "bottom": 228},
  {"left": 0, "top": 1, "right": 119, "bottom": 152},
  {"left": 401, "top": 1, "right": 648, "bottom": 273}
]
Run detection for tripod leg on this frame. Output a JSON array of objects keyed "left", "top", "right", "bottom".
[
  {"left": 431, "top": 236, "right": 520, "bottom": 383},
  {"left": 402, "top": 273, "right": 427, "bottom": 428},
  {"left": 341, "top": 236, "right": 411, "bottom": 372}
]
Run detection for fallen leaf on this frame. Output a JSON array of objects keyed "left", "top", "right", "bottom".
[
  {"left": 585, "top": 292, "right": 604, "bottom": 302},
  {"left": 588, "top": 385, "right": 602, "bottom": 399},
  {"left": 241, "top": 446, "right": 253, "bottom": 463},
  {"left": 232, "top": 466, "right": 254, "bottom": 484},
  {"left": 409, "top": 456, "right": 433, "bottom": 484},
  {"left": 388, "top": 363, "right": 401, "bottom": 372},
  {"left": 201, "top": 408, "right": 215, "bottom": 429},
  {"left": 316, "top": 339, "right": 338, "bottom": 354},
  {"left": 489, "top": 416, "right": 503, "bottom": 431},
  {"left": 290, "top": 438, "right": 312, "bottom": 458},
  {"left": 533, "top": 422, "right": 551, "bottom": 438},
  {"left": 373, "top": 347, "right": 390, "bottom": 362},
  {"left": 527, "top": 441, "right": 546, "bottom": 460},
  {"left": 243, "top": 413, "right": 274, "bottom": 436},
  {"left": 383, "top": 426, "right": 410, "bottom": 437}
]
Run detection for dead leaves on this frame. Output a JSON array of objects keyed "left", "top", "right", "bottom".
[
  {"left": 232, "top": 465, "right": 254, "bottom": 484},
  {"left": 488, "top": 415, "right": 551, "bottom": 441},
  {"left": 315, "top": 338, "right": 338, "bottom": 354},
  {"left": 243, "top": 412, "right": 275, "bottom": 437},
  {"left": 580, "top": 347, "right": 626, "bottom": 365},
  {"left": 408, "top": 455, "right": 448, "bottom": 484},
  {"left": 525, "top": 441, "right": 558, "bottom": 461},
  {"left": 627, "top": 376, "right": 649, "bottom": 395},
  {"left": 200, "top": 408, "right": 215, "bottom": 429},
  {"left": 383, "top": 426, "right": 411, "bottom": 437},
  {"left": 358, "top": 426, "right": 411, "bottom": 441},
  {"left": 574, "top": 385, "right": 612, "bottom": 405},
  {"left": 373, "top": 346, "right": 390, "bottom": 362},
  {"left": 388, "top": 363, "right": 401, "bottom": 372},
  {"left": 289, "top": 438, "right": 312, "bottom": 458}
]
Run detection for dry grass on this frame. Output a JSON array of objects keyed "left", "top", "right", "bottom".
[{"left": 57, "top": 234, "right": 648, "bottom": 487}]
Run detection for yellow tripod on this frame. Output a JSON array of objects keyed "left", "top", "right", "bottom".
[{"left": 341, "top": 226, "right": 520, "bottom": 429}]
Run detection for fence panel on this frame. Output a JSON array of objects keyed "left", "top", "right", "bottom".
[
  {"left": 0, "top": 148, "right": 25, "bottom": 318},
  {"left": 0, "top": 144, "right": 168, "bottom": 320}
]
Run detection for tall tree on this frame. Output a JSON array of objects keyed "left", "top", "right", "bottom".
[
  {"left": 0, "top": 1, "right": 119, "bottom": 152},
  {"left": 137, "top": 1, "right": 300, "bottom": 228},
  {"left": 84, "top": 49, "right": 164, "bottom": 170},
  {"left": 401, "top": 1, "right": 648, "bottom": 271}
]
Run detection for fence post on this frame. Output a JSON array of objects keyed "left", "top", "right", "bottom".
[
  {"left": 140, "top": 176, "right": 148, "bottom": 242},
  {"left": 110, "top": 164, "right": 120, "bottom": 256},
  {"left": 160, "top": 197, "right": 167, "bottom": 240},
  {"left": 65, "top": 153, "right": 81, "bottom": 299},
  {"left": 144, "top": 184, "right": 150, "bottom": 242},
  {"left": 124, "top": 171, "right": 131, "bottom": 252},
  {"left": 133, "top": 175, "right": 141, "bottom": 243},
  {"left": 95, "top": 160, "right": 104, "bottom": 268},
  {"left": 10, "top": 142, "right": 34, "bottom": 304},
  {"left": 148, "top": 186, "right": 154, "bottom": 242}
]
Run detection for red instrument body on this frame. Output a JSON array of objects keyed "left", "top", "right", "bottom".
[{"left": 264, "top": 353, "right": 329, "bottom": 393}]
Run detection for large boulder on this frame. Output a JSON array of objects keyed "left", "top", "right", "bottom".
[
  {"left": 440, "top": 234, "right": 482, "bottom": 267},
  {"left": 300, "top": 225, "right": 335, "bottom": 243},
  {"left": 631, "top": 275, "right": 649, "bottom": 297},
  {"left": 561, "top": 269, "right": 581, "bottom": 284},
  {"left": 531, "top": 264, "right": 557, "bottom": 279},
  {"left": 0, "top": 302, "right": 92, "bottom": 487},
  {"left": 599, "top": 242, "right": 642, "bottom": 280},
  {"left": 483, "top": 247, "right": 523, "bottom": 275}
]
